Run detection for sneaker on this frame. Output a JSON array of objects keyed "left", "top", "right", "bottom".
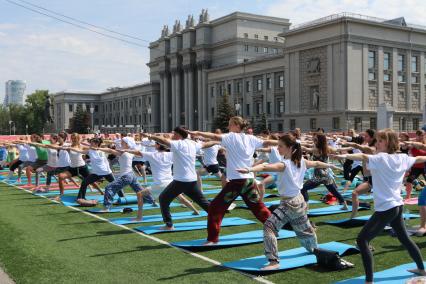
[{"left": 227, "top": 202, "right": 237, "bottom": 211}]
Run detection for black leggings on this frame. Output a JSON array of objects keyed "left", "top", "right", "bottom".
[
  {"left": 77, "top": 173, "right": 120, "bottom": 199},
  {"left": 159, "top": 180, "right": 209, "bottom": 227},
  {"left": 348, "top": 165, "right": 363, "bottom": 182},
  {"left": 301, "top": 179, "right": 345, "bottom": 204},
  {"left": 9, "top": 160, "right": 23, "bottom": 172},
  {"left": 357, "top": 205, "right": 424, "bottom": 282}
]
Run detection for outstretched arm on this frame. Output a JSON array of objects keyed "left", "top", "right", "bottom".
[
  {"left": 201, "top": 141, "right": 221, "bottom": 149},
  {"left": 142, "top": 133, "right": 171, "bottom": 148},
  {"left": 331, "top": 153, "right": 369, "bottom": 162},
  {"left": 95, "top": 147, "right": 122, "bottom": 156},
  {"left": 189, "top": 131, "right": 222, "bottom": 141},
  {"left": 305, "top": 159, "right": 340, "bottom": 170},
  {"left": 262, "top": 140, "right": 279, "bottom": 147},
  {"left": 237, "top": 162, "right": 285, "bottom": 173}
]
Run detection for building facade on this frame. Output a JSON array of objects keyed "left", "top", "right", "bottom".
[
  {"left": 4, "top": 80, "right": 26, "bottom": 105},
  {"left": 53, "top": 11, "right": 426, "bottom": 133}
]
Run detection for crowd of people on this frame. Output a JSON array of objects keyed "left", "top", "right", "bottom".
[{"left": 1, "top": 116, "right": 426, "bottom": 283}]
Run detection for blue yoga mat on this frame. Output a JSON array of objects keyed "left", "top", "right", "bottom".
[
  {"left": 308, "top": 205, "right": 369, "bottom": 216},
  {"left": 203, "top": 189, "right": 222, "bottom": 195},
  {"left": 324, "top": 213, "right": 420, "bottom": 226},
  {"left": 109, "top": 211, "right": 208, "bottom": 225},
  {"left": 33, "top": 189, "right": 81, "bottom": 197},
  {"left": 172, "top": 229, "right": 296, "bottom": 248},
  {"left": 335, "top": 262, "right": 426, "bottom": 284},
  {"left": 223, "top": 241, "right": 359, "bottom": 272},
  {"left": 61, "top": 195, "right": 105, "bottom": 206},
  {"left": 238, "top": 199, "right": 320, "bottom": 209},
  {"left": 134, "top": 217, "right": 256, "bottom": 235},
  {"left": 86, "top": 202, "right": 179, "bottom": 213}
]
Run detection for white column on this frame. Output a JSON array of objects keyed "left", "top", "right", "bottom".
[
  {"left": 171, "top": 71, "right": 176, "bottom": 128},
  {"left": 202, "top": 69, "right": 208, "bottom": 131},
  {"left": 378, "top": 46, "right": 384, "bottom": 105},
  {"left": 175, "top": 71, "right": 181, "bottom": 126},
  {"left": 183, "top": 69, "right": 189, "bottom": 126},
  {"left": 159, "top": 74, "right": 164, "bottom": 132},
  {"left": 262, "top": 74, "right": 267, "bottom": 116},
  {"left": 406, "top": 50, "right": 412, "bottom": 111},
  {"left": 392, "top": 48, "right": 398, "bottom": 108},
  {"left": 362, "top": 44, "right": 369, "bottom": 110},
  {"left": 197, "top": 66, "right": 203, "bottom": 130},
  {"left": 163, "top": 73, "right": 169, "bottom": 131},
  {"left": 284, "top": 56, "right": 290, "bottom": 114},
  {"left": 188, "top": 68, "right": 194, "bottom": 129},
  {"left": 327, "top": 44, "right": 333, "bottom": 111}
]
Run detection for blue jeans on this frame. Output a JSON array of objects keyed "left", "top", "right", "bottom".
[{"left": 103, "top": 173, "right": 152, "bottom": 207}]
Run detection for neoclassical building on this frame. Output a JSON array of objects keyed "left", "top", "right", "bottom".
[{"left": 53, "top": 11, "right": 426, "bottom": 133}]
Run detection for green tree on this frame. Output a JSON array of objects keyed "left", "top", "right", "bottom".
[
  {"left": 25, "top": 90, "right": 50, "bottom": 133},
  {"left": 254, "top": 113, "right": 268, "bottom": 134},
  {"left": 212, "top": 91, "right": 235, "bottom": 132},
  {"left": 69, "top": 105, "right": 90, "bottom": 133}
]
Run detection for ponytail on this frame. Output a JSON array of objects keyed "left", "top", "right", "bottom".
[{"left": 279, "top": 134, "right": 302, "bottom": 168}]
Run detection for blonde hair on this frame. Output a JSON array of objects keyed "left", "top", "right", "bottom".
[
  {"left": 229, "top": 116, "right": 249, "bottom": 131},
  {"left": 376, "top": 128, "right": 399, "bottom": 154},
  {"left": 71, "top": 133, "right": 81, "bottom": 147}
]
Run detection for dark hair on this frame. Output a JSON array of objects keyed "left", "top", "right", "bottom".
[
  {"left": 90, "top": 138, "right": 103, "bottom": 147},
  {"left": 279, "top": 134, "right": 302, "bottom": 168},
  {"left": 316, "top": 127, "right": 325, "bottom": 133},
  {"left": 315, "top": 133, "right": 329, "bottom": 157},
  {"left": 365, "top": 129, "right": 375, "bottom": 139},
  {"left": 173, "top": 126, "right": 188, "bottom": 139},
  {"left": 58, "top": 132, "right": 67, "bottom": 141},
  {"left": 353, "top": 135, "right": 364, "bottom": 145},
  {"left": 156, "top": 142, "right": 167, "bottom": 151},
  {"left": 416, "top": 130, "right": 424, "bottom": 136}
]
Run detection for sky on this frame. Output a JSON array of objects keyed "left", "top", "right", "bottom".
[{"left": 0, "top": 0, "right": 426, "bottom": 100}]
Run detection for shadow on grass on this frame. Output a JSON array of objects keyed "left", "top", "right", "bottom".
[
  {"left": 89, "top": 244, "right": 168, "bottom": 257},
  {"left": 35, "top": 211, "right": 79, "bottom": 217},
  {"left": 59, "top": 220, "right": 105, "bottom": 226},
  {"left": 57, "top": 229, "right": 133, "bottom": 242},
  {"left": 157, "top": 266, "right": 228, "bottom": 281}
]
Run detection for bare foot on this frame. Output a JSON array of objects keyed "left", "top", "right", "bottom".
[
  {"left": 261, "top": 261, "right": 280, "bottom": 270},
  {"left": 159, "top": 225, "right": 174, "bottom": 231},
  {"left": 52, "top": 196, "right": 61, "bottom": 202},
  {"left": 341, "top": 204, "right": 349, "bottom": 210},
  {"left": 202, "top": 241, "right": 218, "bottom": 246},
  {"left": 132, "top": 217, "right": 143, "bottom": 222},
  {"left": 408, "top": 268, "right": 426, "bottom": 276},
  {"left": 192, "top": 211, "right": 200, "bottom": 215},
  {"left": 415, "top": 228, "right": 426, "bottom": 237}
]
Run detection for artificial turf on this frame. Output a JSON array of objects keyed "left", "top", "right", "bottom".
[{"left": 0, "top": 177, "right": 426, "bottom": 284}]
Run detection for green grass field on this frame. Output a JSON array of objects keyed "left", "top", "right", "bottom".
[{"left": 0, "top": 177, "right": 425, "bottom": 284}]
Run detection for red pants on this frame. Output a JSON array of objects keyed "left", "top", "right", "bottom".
[{"left": 207, "top": 178, "right": 271, "bottom": 242}]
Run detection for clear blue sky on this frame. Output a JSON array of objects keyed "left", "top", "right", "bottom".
[{"left": 0, "top": 0, "right": 425, "bottom": 99}]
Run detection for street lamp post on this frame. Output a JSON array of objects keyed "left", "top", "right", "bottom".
[
  {"left": 25, "top": 124, "right": 28, "bottom": 135},
  {"left": 90, "top": 104, "right": 95, "bottom": 133},
  {"left": 147, "top": 106, "right": 152, "bottom": 132},
  {"left": 8, "top": 121, "right": 13, "bottom": 135},
  {"left": 235, "top": 103, "right": 241, "bottom": 116}
]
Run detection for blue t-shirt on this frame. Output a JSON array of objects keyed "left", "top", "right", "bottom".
[{"left": 0, "top": 147, "right": 7, "bottom": 161}]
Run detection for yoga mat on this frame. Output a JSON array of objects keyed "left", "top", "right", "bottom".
[
  {"left": 335, "top": 262, "right": 426, "bottom": 284},
  {"left": 203, "top": 189, "right": 222, "bottom": 195},
  {"left": 33, "top": 189, "right": 81, "bottom": 197},
  {"left": 223, "top": 241, "right": 359, "bottom": 272},
  {"left": 109, "top": 211, "right": 208, "bottom": 225},
  {"left": 404, "top": 198, "right": 418, "bottom": 205},
  {"left": 308, "top": 205, "right": 369, "bottom": 216},
  {"left": 238, "top": 199, "right": 320, "bottom": 209},
  {"left": 134, "top": 217, "right": 255, "bottom": 235},
  {"left": 61, "top": 195, "right": 104, "bottom": 206},
  {"left": 171, "top": 229, "right": 296, "bottom": 248},
  {"left": 86, "top": 202, "right": 179, "bottom": 213},
  {"left": 117, "top": 196, "right": 139, "bottom": 205},
  {"left": 324, "top": 213, "right": 420, "bottom": 227}
]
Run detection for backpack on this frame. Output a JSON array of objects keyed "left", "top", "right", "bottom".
[{"left": 313, "top": 248, "right": 354, "bottom": 270}]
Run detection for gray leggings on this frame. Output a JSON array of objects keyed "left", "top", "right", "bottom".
[
  {"left": 357, "top": 205, "right": 424, "bottom": 282},
  {"left": 264, "top": 194, "right": 317, "bottom": 262}
]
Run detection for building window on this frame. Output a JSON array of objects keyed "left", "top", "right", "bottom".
[
  {"left": 264, "top": 35, "right": 268, "bottom": 41},
  {"left": 256, "top": 79, "right": 262, "bottom": 91},
  {"left": 267, "top": 102, "right": 271, "bottom": 114},
  {"left": 244, "top": 45, "right": 249, "bottom": 52},
  {"left": 256, "top": 102, "right": 262, "bottom": 115},
  {"left": 332, "top": 117, "right": 340, "bottom": 130},
  {"left": 384, "top": 52, "right": 390, "bottom": 70},
  {"left": 384, "top": 74, "right": 391, "bottom": 82},
  {"left": 399, "top": 91, "right": 405, "bottom": 98},
  {"left": 411, "top": 55, "right": 418, "bottom": 72},
  {"left": 273, "top": 48, "right": 278, "bottom": 54},
  {"left": 370, "top": 117, "right": 377, "bottom": 129},
  {"left": 94, "top": 105, "right": 98, "bottom": 112},
  {"left": 310, "top": 118, "right": 317, "bottom": 130},
  {"left": 290, "top": 119, "right": 296, "bottom": 130},
  {"left": 398, "top": 74, "right": 406, "bottom": 83},
  {"left": 368, "top": 50, "right": 376, "bottom": 80},
  {"left": 266, "top": 77, "right": 271, "bottom": 90},
  {"left": 210, "top": 86, "right": 214, "bottom": 97},
  {"left": 279, "top": 75, "right": 284, "bottom": 88},
  {"left": 354, "top": 117, "right": 362, "bottom": 131},
  {"left": 413, "top": 118, "right": 420, "bottom": 130},
  {"left": 219, "top": 85, "right": 224, "bottom": 96},
  {"left": 227, "top": 83, "right": 232, "bottom": 95},
  {"left": 263, "top": 47, "right": 268, "bottom": 53},
  {"left": 279, "top": 100, "right": 284, "bottom": 113},
  {"left": 400, "top": 117, "right": 406, "bottom": 131},
  {"left": 398, "top": 54, "right": 405, "bottom": 72},
  {"left": 278, "top": 123, "right": 283, "bottom": 131},
  {"left": 211, "top": 107, "right": 214, "bottom": 117},
  {"left": 369, "top": 72, "right": 376, "bottom": 81},
  {"left": 254, "top": 46, "right": 259, "bottom": 53},
  {"left": 246, "top": 104, "right": 250, "bottom": 116},
  {"left": 413, "top": 91, "right": 419, "bottom": 100},
  {"left": 412, "top": 76, "right": 418, "bottom": 84},
  {"left": 245, "top": 81, "right": 251, "bottom": 92},
  {"left": 236, "top": 81, "right": 242, "bottom": 93},
  {"left": 254, "top": 34, "right": 259, "bottom": 39},
  {"left": 244, "top": 33, "right": 248, "bottom": 38},
  {"left": 68, "top": 104, "right": 73, "bottom": 112}
]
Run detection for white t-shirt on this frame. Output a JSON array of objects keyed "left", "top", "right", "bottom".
[
  {"left": 202, "top": 144, "right": 221, "bottom": 166},
  {"left": 170, "top": 139, "right": 201, "bottom": 182},
  {"left": 88, "top": 150, "right": 112, "bottom": 176},
  {"left": 351, "top": 149, "right": 363, "bottom": 168},
  {"left": 278, "top": 158, "right": 307, "bottom": 198},
  {"left": 17, "top": 145, "right": 29, "bottom": 162},
  {"left": 221, "top": 132, "right": 264, "bottom": 179},
  {"left": 269, "top": 147, "right": 282, "bottom": 164},
  {"left": 57, "top": 149, "right": 71, "bottom": 168},
  {"left": 133, "top": 143, "right": 145, "bottom": 162},
  {"left": 141, "top": 138, "right": 156, "bottom": 152},
  {"left": 142, "top": 151, "right": 173, "bottom": 185},
  {"left": 26, "top": 145, "right": 37, "bottom": 162},
  {"left": 69, "top": 150, "right": 86, "bottom": 167},
  {"left": 47, "top": 148, "right": 59, "bottom": 167},
  {"left": 367, "top": 152, "right": 416, "bottom": 211},
  {"left": 118, "top": 152, "right": 134, "bottom": 176}
]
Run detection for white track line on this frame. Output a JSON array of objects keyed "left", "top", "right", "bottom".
[{"left": 1, "top": 180, "right": 274, "bottom": 284}]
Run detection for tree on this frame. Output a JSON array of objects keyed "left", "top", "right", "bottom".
[
  {"left": 212, "top": 91, "right": 235, "bottom": 132},
  {"left": 69, "top": 104, "right": 90, "bottom": 133},
  {"left": 254, "top": 113, "right": 268, "bottom": 134},
  {"left": 25, "top": 90, "right": 51, "bottom": 133}
]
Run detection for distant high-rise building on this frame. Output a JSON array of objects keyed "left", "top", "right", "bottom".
[{"left": 4, "top": 80, "right": 26, "bottom": 105}]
